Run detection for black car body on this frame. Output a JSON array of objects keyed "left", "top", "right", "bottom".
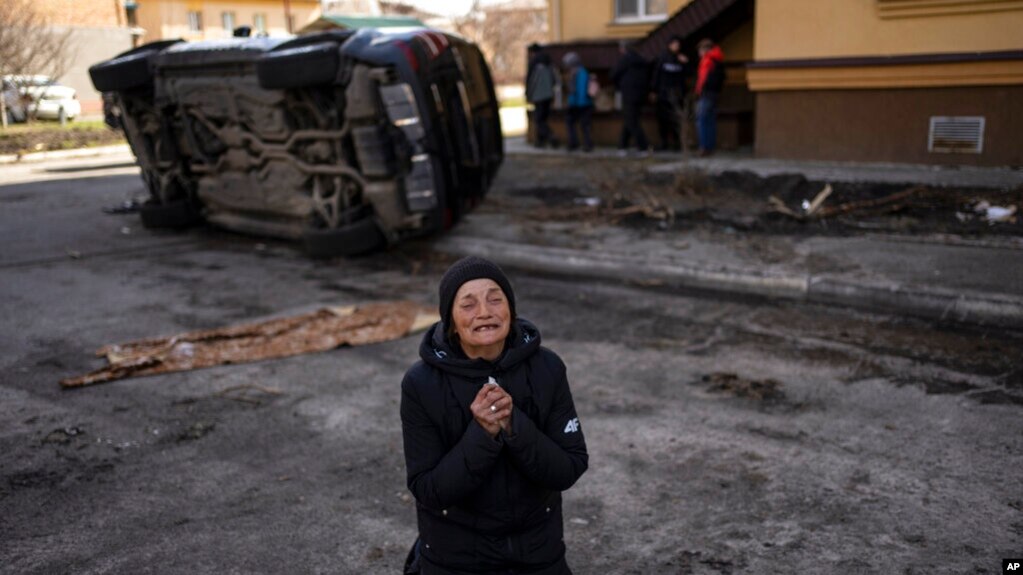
[{"left": 89, "top": 29, "right": 502, "bottom": 256}]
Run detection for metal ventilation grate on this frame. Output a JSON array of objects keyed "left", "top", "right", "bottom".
[{"left": 928, "top": 116, "right": 985, "bottom": 154}]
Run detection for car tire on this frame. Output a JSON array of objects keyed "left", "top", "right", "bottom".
[
  {"left": 303, "top": 216, "right": 386, "bottom": 258},
  {"left": 139, "top": 199, "right": 201, "bottom": 229},
  {"left": 257, "top": 42, "right": 341, "bottom": 90},
  {"left": 89, "top": 40, "right": 183, "bottom": 92}
]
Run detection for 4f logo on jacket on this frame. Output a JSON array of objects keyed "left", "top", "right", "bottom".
[{"left": 563, "top": 418, "right": 580, "bottom": 434}]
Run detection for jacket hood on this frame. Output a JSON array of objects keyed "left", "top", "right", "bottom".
[
  {"left": 419, "top": 318, "right": 542, "bottom": 379},
  {"left": 706, "top": 46, "right": 724, "bottom": 62}
]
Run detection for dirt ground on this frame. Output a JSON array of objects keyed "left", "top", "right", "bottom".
[
  {"left": 1, "top": 156, "right": 1021, "bottom": 574},
  {"left": 486, "top": 156, "right": 1023, "bottom": 239}
]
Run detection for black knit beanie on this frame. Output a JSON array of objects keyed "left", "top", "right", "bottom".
[{"left": 438, "top": 256, "right": 516, "bottom": 329}]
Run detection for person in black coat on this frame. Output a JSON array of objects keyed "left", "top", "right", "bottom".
[
  {"left": 401, "top": 256, "right": 589, "bottom": 575},
  {"left": 651, "top": 35, "right": 690, "bottom": 151},
  {"left": 611, "top": 41, "right": 651, "bottom": 154}
]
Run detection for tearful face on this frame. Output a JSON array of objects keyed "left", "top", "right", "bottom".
[{"left": 451, "top": 279, "right": 511, "bottom": 359}]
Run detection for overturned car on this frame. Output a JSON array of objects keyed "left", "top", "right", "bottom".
[{"left": 89, "top": 29, "right": 502, "bottom": 256}]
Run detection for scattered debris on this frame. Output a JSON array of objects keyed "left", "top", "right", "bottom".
[
  {"left": 771, "top": 186, "right": 922, "bottom": 221},
  {"left": 573, "top": 197, "right": 602, "bottom": 207},
  {"left": 974, "top": 201, "right": 1018, "bottom": 224},
  {"left": 60, "top": 301, "right": 439, "bottom": 388},
  {"left": 102, "top": 199, "right": 141, "bottom": 215},
  {"left": 801, "top": 184, "right": 833, "bottom": 216},
  {"left": 703, "top": 372, "right": 784, "bottom": 401},
  {"left": 178, "top": 421, "right": 215, "bottom": 442},
  {"left": 42, "top": 427, "right": 85, "bottom": 445}
]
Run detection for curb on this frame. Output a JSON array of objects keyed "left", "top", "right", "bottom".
[
  {"left": 0, "top": 144, "right": 132, "bottom": 165},
  {"left": 435, "top": 235, "right": 1023, "bottom": 329}
]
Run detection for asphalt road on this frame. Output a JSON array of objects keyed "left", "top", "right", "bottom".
[{"left": 1, "top": 160, "right": 1021, "bottom": 574}]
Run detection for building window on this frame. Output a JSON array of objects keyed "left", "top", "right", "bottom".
[
  {"left": 615, "top": 0, "right": 668, "bottom": 22},
  {"left": 253, "top": 13, "right": 267, "bottom": 34},
  {"left": 188, "top": 11, "right": 203, "bottom": 32},
  {"left": 222, "top": 11, "right": 236, "bottom": 33}
]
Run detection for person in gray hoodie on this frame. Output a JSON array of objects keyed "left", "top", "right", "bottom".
[{"left": 526, "top": 44, "right": 559, "bottom": 148}]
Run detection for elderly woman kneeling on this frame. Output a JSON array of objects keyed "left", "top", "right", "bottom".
[{"left": 401, "top": 256, "right": 589, "bottom": 575}]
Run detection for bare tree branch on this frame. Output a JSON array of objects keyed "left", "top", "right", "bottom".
[
  {"left": 0, "top": 0, "right": 74, "bottom": 126},
  {"left": 454, "top": 1, "right": 547, "bottom": 86}
]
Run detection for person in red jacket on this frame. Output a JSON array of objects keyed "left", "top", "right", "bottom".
[{"left": 694, "top": 38, "right": 725, "bottom": 156}]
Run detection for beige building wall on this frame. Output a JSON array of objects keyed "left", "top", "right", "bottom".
[
  {"left": 749, "top": 1, "right": 1023, "bottom": 92},
  {"left": 754, "top": 0, "right": 1023, "bottom": 61},
  {"left": 137, "top": 0, "right": 321, "bottom": 43},
  {"left": 750, "top": 0, "right": 1023, "bottom": 166},
  {"left": 548, "top": 0, "right": 696, "bottom": 41},
  {"left": 34, "top": 0, "right": 124, "bottom": 27}
]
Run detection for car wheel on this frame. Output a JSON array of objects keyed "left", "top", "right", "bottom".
[
  {"left": 256, "top": 42, "right": 341, "bottom": 90},
  {"left": 303, "top": 216, "right": 386, "bottom": 258},
  {"left": 139, "top": 199, "right": 201, "bottom": 229}
]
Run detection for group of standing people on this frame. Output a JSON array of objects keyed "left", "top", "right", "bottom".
[{"left": 526, "top": 37, "right": 725, "bottom": 157}]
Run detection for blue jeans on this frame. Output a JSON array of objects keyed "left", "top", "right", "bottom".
[{"left": 696, "top": 92, "right": 718, "bottom": 152}]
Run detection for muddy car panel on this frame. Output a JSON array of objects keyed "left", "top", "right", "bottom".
[{"left": 89, "top": 29, "right": 502, "bottom": 256}]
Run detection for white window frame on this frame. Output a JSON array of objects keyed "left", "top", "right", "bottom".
[
  {"left": 614, "top": 0, "right": 668, "bottom": 24},
  {"left": 253, "top": 13, "right": 267, "bottom": 34},
  {"left": 187, "top": 11, "right": 203, "bottom": 32},
  {"left": 222, "top": 11, "right": 236, "bottom": 33}
]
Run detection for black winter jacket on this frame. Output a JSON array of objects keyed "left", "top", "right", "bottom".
[
  {"left": 611, "top": 49, "right": 650, "bottom": 104},
  {"left": 652, "top": 50, "right": 688, "bottom": 98},
  {"left": 401, "top": 319, "right": 588, "bottom": 574}
]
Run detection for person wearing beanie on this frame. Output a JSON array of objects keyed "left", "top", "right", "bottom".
[
  {"left": 400, "top": 256, "right": 588, "bottom": 575},
  {"left": 561, "top": 51, "right": 594, "bottom": 153}
]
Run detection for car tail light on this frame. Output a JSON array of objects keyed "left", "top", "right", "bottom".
[{"left": 393, "top": 40, "right": 419, "bottom": 73}]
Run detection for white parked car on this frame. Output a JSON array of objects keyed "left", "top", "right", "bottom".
[{"left": 2, "top": 75, "right": 81, "bottom": 122}]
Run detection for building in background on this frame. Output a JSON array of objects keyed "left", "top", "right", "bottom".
[
  {"left": 323, "top": 0, "right": 382, "bottom": 14},
  {"left": 134, "top": 0, "right": 322, "bottom": 44},
  {"left": 540, "top": 0, "right": 1023, "bottom": 166},
  {"left": 749, "top": 1, "right": 1023, "bottom": 166},
  {"left": 29, "top": 0, "right": 136, "bottom": 115}
]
